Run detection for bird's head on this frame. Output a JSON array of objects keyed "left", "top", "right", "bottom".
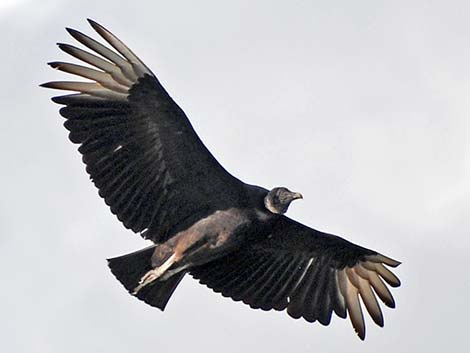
[{"left": 264, "top": 187, "right": 303, "bottom": 214}]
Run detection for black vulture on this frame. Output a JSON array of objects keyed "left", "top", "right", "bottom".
[{"left": 42, "top": 20, "right": 401, "bottom": 340}]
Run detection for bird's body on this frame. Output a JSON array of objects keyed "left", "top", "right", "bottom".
[
  {"left": 42, "top": 20, "right": 401, "bottom": 340},
  {"left": 151, "top": 199, "right": 272, "bottom": 273},
  {"left": 131, "top": 186, "right": 279, "bottom": 292}
]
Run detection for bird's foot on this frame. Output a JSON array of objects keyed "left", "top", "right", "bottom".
[
  {"left": 132, "top": 253, "right": 177, "bottom": 295},
  {"left": 132, "top": 268, "right": 164, "bottom": 294}
]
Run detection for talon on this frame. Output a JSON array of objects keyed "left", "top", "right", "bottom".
[
  {"left": 132, "top": 284, "right": 143, "bottom": 295},
  {"left": 131, "top": 253, "right": 178, "bottom": 295},
  {"left": 133, "top": 271, "right": 153, "bottom": 294}
]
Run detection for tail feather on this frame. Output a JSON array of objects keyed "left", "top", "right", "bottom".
[{"left": 107, "top": 246, "right": 185, "bottom": 310}]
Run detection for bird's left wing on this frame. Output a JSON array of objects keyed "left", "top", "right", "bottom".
[
  {"left": 42, "top": 20, "right": 246, "bottom": 242},
  {"left": 190, "top": 216, "right": 401, "bottom": 340}
]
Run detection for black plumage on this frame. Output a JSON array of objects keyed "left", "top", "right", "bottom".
[{"left": 42, "top": 20, "right": 401, "bottom": 340}]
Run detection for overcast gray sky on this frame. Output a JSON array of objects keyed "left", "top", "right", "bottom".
[{"left": 1, "top": 0, "right": 469, "bottom": 352}]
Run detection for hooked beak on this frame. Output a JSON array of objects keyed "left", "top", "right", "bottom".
[{"left": 292, "top": 192, "right": 303, "bottom": 200}]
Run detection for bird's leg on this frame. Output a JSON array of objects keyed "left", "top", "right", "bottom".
[
  {"left": 160, "top": 263, "right": 190, "bottom": 280},
  {"left": 132, "top": 253, "right": 177, "bottom": 295}
]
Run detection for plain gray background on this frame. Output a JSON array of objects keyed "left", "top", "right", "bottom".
[{"left": 2, "top": 0, "right": 469, "bottom": 352}]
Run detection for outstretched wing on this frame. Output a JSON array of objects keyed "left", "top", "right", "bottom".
[
  {"left": 190, "top": 216, "right": 401, "bottom": 340},
  {"left": 42, "top": 20, "right": 246, "bottom": 242}
]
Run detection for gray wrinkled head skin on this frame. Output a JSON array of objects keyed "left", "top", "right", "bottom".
[{"left": 264, "top": 187, "right": 303, "bottom": 214}]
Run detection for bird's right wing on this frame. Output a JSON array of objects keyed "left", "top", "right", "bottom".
[
  {"left": 42, "top": 20, "right": 246, "bottom": 242},
  {"left": 190, "top": 216, "right": 401, "bottom": 340}
]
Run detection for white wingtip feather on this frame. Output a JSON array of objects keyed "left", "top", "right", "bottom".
[
  {"left": 44, "top": 20, "right": 156, "bottom": 100},
  {"left": 87, "top": 19, "right": 152, "bottom": 78}
]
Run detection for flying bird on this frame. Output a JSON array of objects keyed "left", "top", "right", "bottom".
[{"left": 42, "top": 19, "right": 401, "bottom": 340}]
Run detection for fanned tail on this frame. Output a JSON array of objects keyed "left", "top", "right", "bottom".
[{"left": 108, "top": 246, "right": 185, "bottom": 310}]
